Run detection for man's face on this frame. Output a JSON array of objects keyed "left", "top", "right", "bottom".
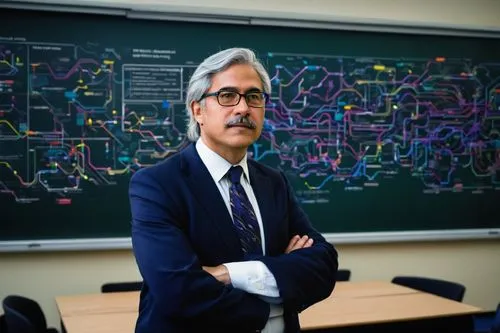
[{"left": 192, "top": 63, "right": 265, "bottom": 157}]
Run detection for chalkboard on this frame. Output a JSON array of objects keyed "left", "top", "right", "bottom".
[{"left": 1, "top": 7, "right": 499, "bottom": 250}]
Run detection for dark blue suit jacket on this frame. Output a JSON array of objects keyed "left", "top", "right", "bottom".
[{"left": 129, "top": 143, "right": 338, "bottom": 333}]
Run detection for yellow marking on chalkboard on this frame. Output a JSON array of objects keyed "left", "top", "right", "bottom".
[
  {"left": 0, "top": 120, "right": 21, "bottom": 136},
  {"left": 0, "top": 162, "right": 12, "bottom": 169}
]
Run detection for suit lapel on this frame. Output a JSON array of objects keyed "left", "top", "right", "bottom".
[
  {"left": 248, "top": 163, "right": 276, "bottom": 256},
  {"left": 181, "top": 144, "right": 242, "bottom": 253}
]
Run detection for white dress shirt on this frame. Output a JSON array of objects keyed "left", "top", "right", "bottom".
[{"left": 196, "top": 138, "right": 284, "bottom": 333}]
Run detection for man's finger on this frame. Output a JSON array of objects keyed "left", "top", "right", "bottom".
[
  {"left": 285, "top": 235, "right": 300, "bottom": 253},
  {"left": 293, "top": 235, "right": 309, "bottom": 249},
  {"left": 304, "top": 238, "right": 314, "bottom": 248}
]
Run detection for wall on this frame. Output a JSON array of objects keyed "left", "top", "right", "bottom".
[
  {"left": 8, "top": 0, "right": 500, "bottom": 30},
  {"left": 1, "top": 0, "right": 499, "bottom": 330}
]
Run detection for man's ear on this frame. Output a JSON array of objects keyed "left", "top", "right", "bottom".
[{"left": 191, "top": 100, "right": 203, "bottom": 124}]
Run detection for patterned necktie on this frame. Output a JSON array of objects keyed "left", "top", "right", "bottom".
[{"left": 228, "top": 166, "right": 263, "bottom": 256}]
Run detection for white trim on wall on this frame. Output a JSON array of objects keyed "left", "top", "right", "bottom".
[{"left": 0, "top": 229, "right": 498, "bottom": 252}]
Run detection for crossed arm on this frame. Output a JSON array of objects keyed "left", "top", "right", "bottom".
[{"left": 203, "top": 235, "right": 315, "bottom": 286}]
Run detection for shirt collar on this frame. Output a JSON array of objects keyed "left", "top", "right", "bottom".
[{"left": 195, "top": 138, "right": 250, "bottom": 183}]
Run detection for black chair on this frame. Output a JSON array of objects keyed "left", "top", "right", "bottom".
[
  {"left": 474, "top": 311, "right": 497, "bottom": 333},
  {"left": 0, "top": 314, "right": 7, "bottom": 333},
  {"left": 2, "top": 295, "right": 58, "bottom": 333},
  {"left": 101, "top": 281, "right": 143, "bottom": 293},
  {"left": 477, "top": 303, "right": 500, "bottom": 333},
  {"left": 492, "top": 303, "right": 500, "bottom": 333},
  {"left": 391, "top": 276, "right": 466, "bottom": 302},
  {"left": 336, "top": 269, "right": 351, "bottom": 281}
]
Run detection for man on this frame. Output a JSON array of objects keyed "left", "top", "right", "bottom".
[{"left": 129, "top": 47, "right": 338, "bottom": 333}]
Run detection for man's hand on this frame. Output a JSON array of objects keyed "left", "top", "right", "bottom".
[
  {"left": 202, "top": 265, "right": 231, "bottom": 285},
  {"left": 285, "top": 235, "right": 314, "bottom": 254}
]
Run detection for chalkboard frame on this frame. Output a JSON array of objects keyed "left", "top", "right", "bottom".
[{"left": 0, "top": 3, "right": 499, "bottom": 252}]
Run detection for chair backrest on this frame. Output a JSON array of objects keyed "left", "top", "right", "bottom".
[
  {"left": 336, "top": 269, "right": 351, "bottom": 282},
  {"left": 0, "top": 313, "right": 7, "bottom": 333},
  {"left": 492, "top": 302, "right": 500, "bottom": 333},
  {"left": 2, "top": 295, "right": 48, "bottom": 333},
  {"left": 101, "top": 281, "right": 143, "bottom": 293},
  {"left": 391, "top": 276, "right": 466, "bottom": 302}
]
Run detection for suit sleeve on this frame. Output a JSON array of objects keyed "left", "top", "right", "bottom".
[
  {"left": 259, "top": 172, "right": 339, "bottom": 312},
  {"left": 129, "top": 168, "right": 269, "bottom": 329}
]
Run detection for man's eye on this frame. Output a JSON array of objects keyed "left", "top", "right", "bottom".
[
  {"left": 219, "top": 92, "right": 236, "bottom": 99},
  {"left": 247, "top": 93, "right": 262, "bottom": 101}
]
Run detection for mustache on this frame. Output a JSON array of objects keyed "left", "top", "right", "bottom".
[{"left": 225, "top": 115, "right": 257, "bottom": 129}]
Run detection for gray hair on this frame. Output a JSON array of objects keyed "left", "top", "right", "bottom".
[{"left": 185, "top": 47, "right": 271, "bottom": 141}]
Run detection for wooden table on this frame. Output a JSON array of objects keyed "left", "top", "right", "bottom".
[
  {"left": 55, "top": 281, "right": 416, "bottom": 318},
  {"left": 326, "top": 280, "right": 420, "bottom": 298},
  {"left": 56, "top": 291, "right": 139, "bottom": 317},
  {"left": 56, "top": 281, "right": 483, "bottom": 333},
  {"left": 61, "top": 312, "right": 136, "bottom": 333},
  {"left": 299, "top": 291, "right": 482, "bottom": 330}
]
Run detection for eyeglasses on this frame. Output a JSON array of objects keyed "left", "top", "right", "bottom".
[{"left": 198, "top": 90, "right": 269, "bottom": 108}]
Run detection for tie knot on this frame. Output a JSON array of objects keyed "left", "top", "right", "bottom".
[{"left": 228, "top": 166, "right": 243, "bottom": 185}]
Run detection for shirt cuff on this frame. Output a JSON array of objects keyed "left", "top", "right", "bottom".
[{"left": 223, "top": 261, "right": 280, "bottom": 298}]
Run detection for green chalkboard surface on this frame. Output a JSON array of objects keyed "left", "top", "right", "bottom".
[{"left": 1, "top": 7, "right": 499, "bottom": 247}]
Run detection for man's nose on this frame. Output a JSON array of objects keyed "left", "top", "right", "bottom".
[{"left": 233, "top": 96, "right": 251, "bottom": 114}]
